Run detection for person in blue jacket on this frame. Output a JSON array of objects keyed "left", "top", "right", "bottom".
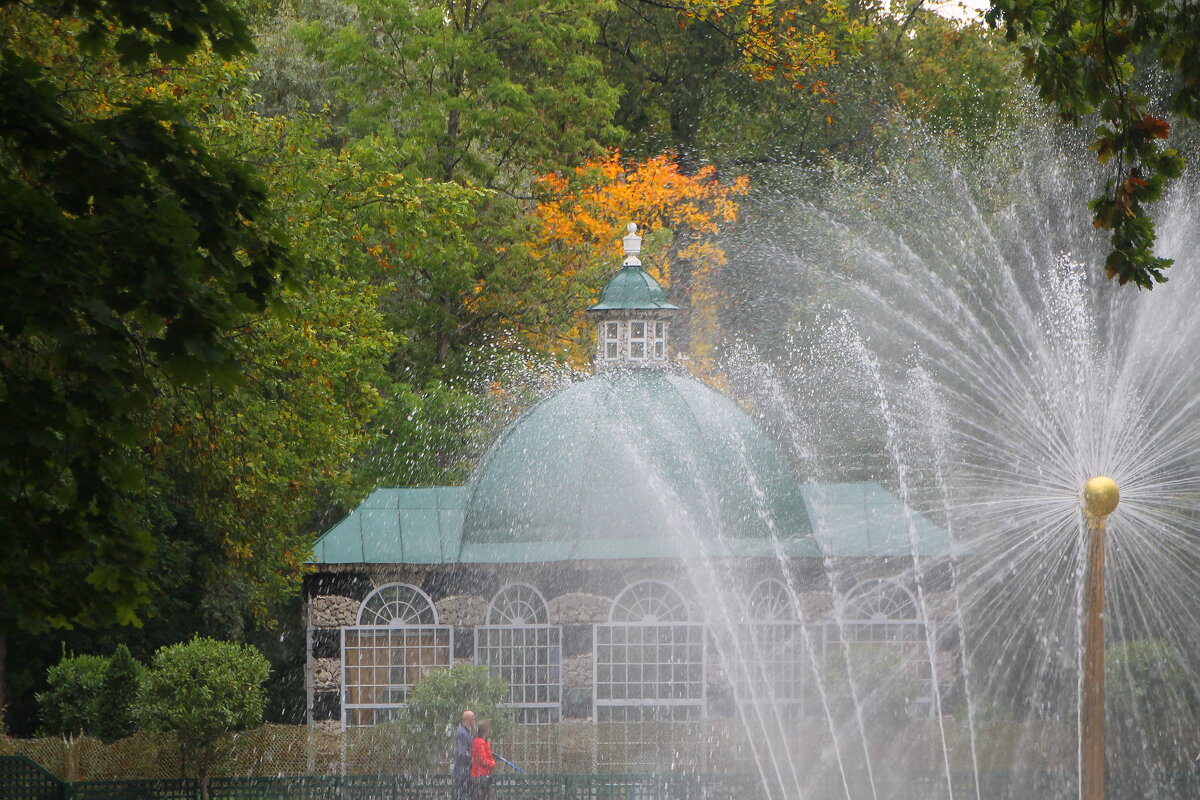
[{"left": 452, "top": 710, "right": 476, "bottom": 800}]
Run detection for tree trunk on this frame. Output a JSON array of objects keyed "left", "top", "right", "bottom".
[{"left": 199, "top": 751, "right": 210, "bottom": 800}]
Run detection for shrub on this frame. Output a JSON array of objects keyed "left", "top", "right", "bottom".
[
  {"left": 138, "top": 637, "right": 270, "bottom": 800},
  {"left": 95, "top": 644, "right": 142, "bottom": 742},
  {"left": 36, "top": 652, "right": 109, "bottom": 736},
  {"left": 1106, "top": 639, "right": 1199, "bottom": 782},
  {"left": 399, "top": 665, "right": 512, "bottom": 764}
]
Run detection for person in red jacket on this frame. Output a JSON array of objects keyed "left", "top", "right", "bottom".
[{"left": 470, "top": 718, "right": 496, "bottom": 800}]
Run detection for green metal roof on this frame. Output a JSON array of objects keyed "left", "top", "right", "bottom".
[
  {"left": 587, "top": 266, "right": 681, "bottom": 311},
  {"left": 459, "top": 370, "right": 814, "bottom": 561},
  {"left": 309, "top": 481, "right": 951, "bottom": 564},
  {"left": 311, "top": 487, "right": 464, "bottom": 564},
  {"left": 800, "top": 483, "right": 952, "bottom": 557},
  {"left": 309, "top": 370, "right": 954, "bottom": 565}
]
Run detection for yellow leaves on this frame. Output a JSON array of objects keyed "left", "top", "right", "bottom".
[{"left": 529, "top": 150, "right": 749, "bottom": 265}]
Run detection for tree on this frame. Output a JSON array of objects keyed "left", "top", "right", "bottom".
[
  {"left": 985, "top": 0, "right": 1198, "bottom": 287},
  {"left": 291, "top": 0, "right": 620, "bottom": 190},
  {"left": 35, "top": 652, "right": 109, "bottom": 737},
  {"left": 398, "top": 665, "right": 512, "bottom": 761},
  {"left": 0, "top": 0, "right": 290, "bottom": 650},
  {"left": 138, "top": 637, "right": 269, "bottom": 800},
  {"left": 95, "top": 644, "right": 141, "bottom": 742}
]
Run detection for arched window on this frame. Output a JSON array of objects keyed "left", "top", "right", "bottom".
[
  {"left": 748, "top": 578, "right": 797, "bottom": 621},
  {"left": 486, "top": 583, "right": 549, "bottom": 625},
  {"left": 842, "top": 578, "right": 918, "bottom": 622},
  {"left": 834, "top": 577, "right": 931, "bottom": 714},
  {"left": 595, "top": 581, "right": 705, "bottom": 723},
  {"left": 357, "top": 583, "right": 439, "bottom": 626},
  {"left": 343, "top": 583, "right": 451, "bottom": 727},
  {"left": 609, "top": 580, "right": 691, "bottom": 623},
  {"left": 737, "top": 579, "right": 805, "bottom": 708},
  {"left": 477, "top": 584, "right": 561, "bottom": 724}
]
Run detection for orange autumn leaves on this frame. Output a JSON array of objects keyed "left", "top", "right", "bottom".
[{"left": 494, "top": 151, "right": 748, "bottom": 368}]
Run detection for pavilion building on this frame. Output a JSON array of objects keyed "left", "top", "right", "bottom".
[{"left": 304, "top": 225, "right": 955, "bottom": 738}]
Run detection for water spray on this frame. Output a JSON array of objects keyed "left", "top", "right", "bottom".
[{"left": 1081, "top": 476, "right": 1118, "bottom": 800}]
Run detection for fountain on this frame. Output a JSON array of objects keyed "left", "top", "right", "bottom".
[
  {"left": 308, "top": 125, "right": 1200, "bottom": 800},
  {"left": 707, "top": 128, "right": 1200, "bottom": 800}
]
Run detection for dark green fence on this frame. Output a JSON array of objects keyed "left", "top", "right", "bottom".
[
  {"left": 64, "top": 774, "right": 762, "bottom": 800},
  {"left": 6, "top": 757, "right": 1200, "bottom": 800},
  {"left": 0, "top": 754, "right": 66, "bottom": 800}
]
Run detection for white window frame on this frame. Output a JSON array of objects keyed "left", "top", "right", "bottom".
[
  {"left": 628, "top": 320, "right": 648, "bottom": 361},
  {"left": 593, "top": 621, "right": 707, "bottom": 721},
  {"left": 601, "top": 321, "right": 620, "bottom": 362},
  {"left": 477, "top": 583, "right": 562, "bottom": 724},
  {"left": 486, "top": 582, "right": 550, "bottom": 625},
  {"left": 609, "top": 579, "right": 692, "bottom": 624},
  {"left": 475, "top": 625, "right": 563, "bottom": 723},
  {"left": 357, "top": 583, "right": 440, "bottom": 626},
  {"left": 831, "top": 578, "right": 934, "bottom": 714},
  {"left": 651, "top": 320, "right": 666, "bottom": 359},
  {"left": 341, "top": 625, "right": 453, "bottom": 727},
  {"left": 595, "top": 580, "right": 705, "bottom": 721},
  {"left": 342, "top": 583, "right": 451, "bottom": 727}
]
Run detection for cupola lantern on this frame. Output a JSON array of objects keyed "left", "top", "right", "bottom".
[{"left": 586, "top": 223, "right": 681, "bottom": 368}]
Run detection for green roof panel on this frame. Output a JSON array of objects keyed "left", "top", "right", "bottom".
[
  {"left": 587, "top": 266, "right": 681, "bottom": 311},
  {"left": 309, "top": 481, "right": 952, "bottom": 564}
]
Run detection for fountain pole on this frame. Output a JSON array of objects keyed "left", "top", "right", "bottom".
[{"left": 1081, "top": 476, "right": 1119, "bottom": 800}]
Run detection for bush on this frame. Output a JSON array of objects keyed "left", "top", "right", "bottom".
[
  {"left": 37, "top": 652, "right": 109, "bottom": 737},
  {"left": 818, "top": 644, "right": 923, "bottom": 727},
  {"left": 95, "top": 644, "right": 142, "bottom": 742},
  {"left": 399, "top": 665, "right": 512, "bottom": 764},
  {"left": 138, "top": 637, "right": 270, "bottom": 800},
  {"left": 1106, "top": 639, "right": 1200, "bottom": 783}
]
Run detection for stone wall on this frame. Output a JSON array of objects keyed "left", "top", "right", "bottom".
[
  {"left": 549, "top": 593, "right": 610, "bottom": 625},
  {"left": 312, "top": 658, "right": 341, "bottom": 691},
  {"left": 436, "top": 595, "right": 487, "bottom": 627},
  {"left": 310, "top": 595, "right": 359, "bottom": 628}
]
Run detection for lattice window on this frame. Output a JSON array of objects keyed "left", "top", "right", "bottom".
[
  {"left": 610, "top": 580, "right": 691, "bottom": 623},
  {"left": 342, "top": 626, "right": 453, "bottom": 727},
  {"left": 651, "top": 321, "right": 666, "bottom": 359},
  {"left": 357, "top": 583, "right": 439, "bottom": 626},
  {"left": 748, "top": 579, "right": 797, "bottom": 621},
  {"left": 476, "top": 626, "right": 562, "bottom": 723},
  {"left": 832, "top": 578, "right": 932, "bottom": 713},
  {"left": 478, "top": 584, "right": 561, "bottom": 723},
  {"left": 629, "top": 321, "right": 647, "bottom": 360},
  {"left": 601, "top": 321, "right": 620, "bottom": 361},
  {"left": 486, "top": 583, "right": 549, "bottom": 625},
  {"left": 842, "top": 578, "right": 917, "bottom": 622},
  {"left": 594, "top": 596, "right": 706, "bottom": 721}
]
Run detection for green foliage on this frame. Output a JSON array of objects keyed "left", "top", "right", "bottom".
[
  {"left": 986, "top": 0, "right": 1199, "bottom": 287},
  {"left": 399, "top": 665, "right": 512, "bottom": 756},
  {"left": 1106, "top": 639, "right": 1200, "bottom": 775},
  {"left": 818, "top": 645, "right": 923, "bottom": 727},
  {"left": 138, "top": 637, "right": 269, "bottom": 795},
  {"left": 36, "top": 652, "right": 109, "bottom": 737},
  {"left": 0, "top": 2, "right": 291, "bottom": 636},
  {"left": 95, "top": 644, "right": 142, "bottom": 742},
  {"left": 292, "top": 0, "right": 620, "bottom": 188}
]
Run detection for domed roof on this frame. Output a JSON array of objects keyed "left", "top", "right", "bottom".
[
  {"left": 459, "top": 370, "right": 815, "bottom": 562},
  {"left": 587, "top": 266, "right": 681, "bottom": 311}
]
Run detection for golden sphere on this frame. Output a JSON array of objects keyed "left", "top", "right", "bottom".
[{"left": 1083, "top": 476, "right": 1120, "bottom": 518}]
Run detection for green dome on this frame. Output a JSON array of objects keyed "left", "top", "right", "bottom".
[
  {"left": 459, "top": 370, "right": 815, "bottom": 562},
  {"left": 587, "top": 266, "right": 681, "bottom": 311}
]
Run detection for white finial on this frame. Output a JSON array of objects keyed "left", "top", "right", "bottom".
[{"left": 622, "top": 222, "right": 642, "bottom": 266}]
